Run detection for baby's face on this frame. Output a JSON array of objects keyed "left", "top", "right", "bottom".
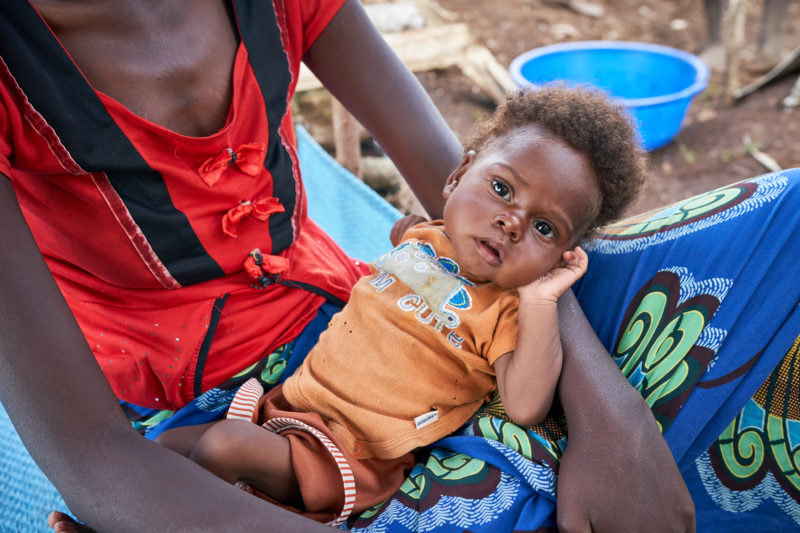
[{"left": 442, "top": 126, "right": 600, "bottom": 289}]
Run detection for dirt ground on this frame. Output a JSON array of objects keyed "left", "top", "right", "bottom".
[{"left": 298, "top": 0, "right": 800, "bottom": 216}]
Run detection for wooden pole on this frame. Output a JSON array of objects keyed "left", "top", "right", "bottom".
[{"left": 330, "top": 97, "right": 362, "bottom": 179}]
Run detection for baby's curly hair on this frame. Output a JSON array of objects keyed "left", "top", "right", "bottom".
[{"left": 467, "top": 84, "right": 647, "bottom": 236}]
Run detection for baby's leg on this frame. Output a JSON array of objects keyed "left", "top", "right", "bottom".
[
  {"left": 154, "top": 422, "right": 216, "bottom": 457},
  {"left": 189, "top": 418, "right": 302, "bottom": 507}
]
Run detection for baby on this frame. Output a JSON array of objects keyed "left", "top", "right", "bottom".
[{"left": 156, "top": 85, "right": 647, "bottom": 525}]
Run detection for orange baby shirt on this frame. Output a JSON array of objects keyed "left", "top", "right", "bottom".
[{"left": 282, "top": 221, "right": 520, "bottom": 459}]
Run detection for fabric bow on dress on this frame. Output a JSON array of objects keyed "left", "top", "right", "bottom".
[
  {"left": 198, "top": 142, "right": 266, "bottom": 187},
  {"left": 222, "top": 197, "right": 284, "bottom": 238}
]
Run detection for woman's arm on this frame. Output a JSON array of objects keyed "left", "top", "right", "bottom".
[
  {"left": 303, "top": 0, "right": 463, "bottom": 219},
  {"left": 555, "top": 289, "right": 696, "bottom": 533},
  {"left": 0, "top": 178, "right": 329, "bottom": 533}
]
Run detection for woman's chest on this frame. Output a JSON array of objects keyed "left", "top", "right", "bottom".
[{"left": 32, "top": 0, "right": 239, "bottom": 137}]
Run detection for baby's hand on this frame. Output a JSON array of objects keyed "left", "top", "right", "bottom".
[
  {"left": 518, "top": 246, "right": 588, "bottom": 303},
  {"left": 390, "top": 214, "right": 428, "bottom": 246}
]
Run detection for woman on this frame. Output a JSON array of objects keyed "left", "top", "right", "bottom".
[{"left": 0, "top": 0, "right": 691, "bottom": 531}]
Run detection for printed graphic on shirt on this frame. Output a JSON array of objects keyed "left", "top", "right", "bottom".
[{"left": 373, "top": 241, "right": 472, "bottom": 333}]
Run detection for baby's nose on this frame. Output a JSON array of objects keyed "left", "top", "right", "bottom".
[{"left": 493, "top": 213, "right": 522, "bottom": 242}]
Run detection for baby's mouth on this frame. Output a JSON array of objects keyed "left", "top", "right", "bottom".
[{"left": 475, "top": 239, "right": 502, "bottom": 265}]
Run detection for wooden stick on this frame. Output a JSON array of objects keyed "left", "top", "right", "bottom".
[
  {"left": 742, "top": 133, "right": 782, "bottom": 172},
  {"left": 331, "top": 98, "right": 362, "bottom": 179},
  {"left": 724, "top": 0, "right": 748, "bottom": 102}
]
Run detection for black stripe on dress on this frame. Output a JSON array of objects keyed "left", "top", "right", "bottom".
[
  {"left": 232, "top": 0, "right": 297, "bottom": 255},
  {"left": 1, "top": 2, "right": 225, "bottom": 286},
  {"left": 193, "top": 293, "right": 230, "bottom": 397}
]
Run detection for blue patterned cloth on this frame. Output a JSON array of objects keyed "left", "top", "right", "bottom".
[
  {"left": 576, "top": 170, "right": 800, "bottom": 532},
  {"left": 2, "top": 132, "right": 799, "bottom": 532},
  {"left": 345, "top": 169, "right": 800, "bottom": 532}
]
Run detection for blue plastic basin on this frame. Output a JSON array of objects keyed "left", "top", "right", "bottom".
[{"left": 509, "top": 41, "right": 710, "bottom": 151}]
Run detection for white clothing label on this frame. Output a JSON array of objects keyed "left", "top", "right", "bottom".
[{"left": 414, "top": 409, "right": 439, "bottom": 430}]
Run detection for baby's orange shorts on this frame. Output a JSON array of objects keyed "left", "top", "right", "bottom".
[{"left": 227, "top": 379, "right": 416, "bottom": 526}]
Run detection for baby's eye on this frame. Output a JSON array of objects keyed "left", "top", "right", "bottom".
[
  {"left": 533, "top": 220, "right": 554, "bottom": 238},
  {"left": 492, "top": 179, "right": 511, "bottom": 200}
]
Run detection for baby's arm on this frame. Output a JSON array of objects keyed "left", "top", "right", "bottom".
[
  {"left": 493, "top": 247, "right": 588, "bottom": 426},
  {"left": 390, "top": 214, "right": 428, "bottom": 246}
]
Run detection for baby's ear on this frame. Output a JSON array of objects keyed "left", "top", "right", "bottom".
[{"left": 443, "top": 150, "right": 476, "bottom": 199}]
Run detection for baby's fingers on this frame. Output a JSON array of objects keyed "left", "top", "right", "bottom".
[{"left": 563, "top": 246, "right": 588, "bottom": 272}]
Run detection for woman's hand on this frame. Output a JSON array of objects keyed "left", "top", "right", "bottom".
[
  {"left": 555, "top": 290, "right": 696, "bottom": 533},
  {"left": 556, "top": 402, "right": 696, "bottom": 532}
]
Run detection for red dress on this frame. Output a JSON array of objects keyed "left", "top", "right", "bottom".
[{"left": 0, "top": 0, "right": 366, "bottom": 410}]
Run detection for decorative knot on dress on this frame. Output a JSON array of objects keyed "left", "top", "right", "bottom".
[
  {"left": 244, "top": 248, "right": 290, "bottom": 287},
  {"left": 198, "top": 142, "right": 266, "bottom": 186},
  {"left": 222, "top": 197, "right": 284, "bottom": 238}
]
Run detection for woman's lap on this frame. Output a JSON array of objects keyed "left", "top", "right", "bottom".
[
  {"left": 2, "top": 171, "right": 799, "bottom": 531},
  {"left": 350, "top": 169, "right": 800, "bottom": 531},
  {"left": 121, "top": 301, "right": 342, "bottom": 440}
]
